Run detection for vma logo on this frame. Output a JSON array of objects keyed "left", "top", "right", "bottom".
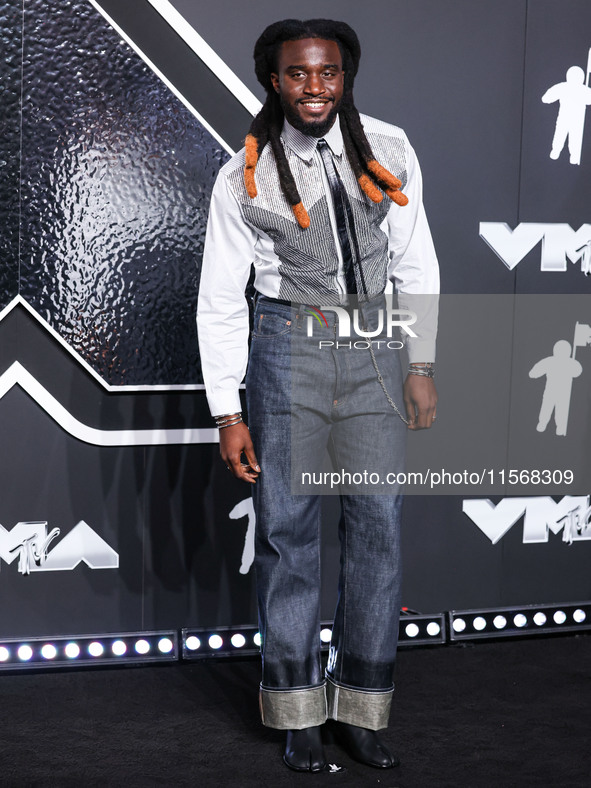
[
  {"left": 463, "top": 496, "right": 591, "bottom": 545},
  {"left": 479, "top": 223, "right": 591, "bottom": 274},
  {"left": 0, "top": 520, "right": 119, "bottom": 575}
]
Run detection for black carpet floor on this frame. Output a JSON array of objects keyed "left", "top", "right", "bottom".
[{"left": 0, "top": 634, "right": 589, "bottom": 787}]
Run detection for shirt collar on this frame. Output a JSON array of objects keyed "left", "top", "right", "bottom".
[{"left": 281, "top": 115, "right": 344, "bottom": 162}]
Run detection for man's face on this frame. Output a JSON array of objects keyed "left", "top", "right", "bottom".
[{"left": 270, "top": 38, "right": 344, "bottom": 137}]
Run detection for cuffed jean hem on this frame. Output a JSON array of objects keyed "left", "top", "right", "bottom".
[
  {"left": 259, "top": 683, "right": 327, "bottom": 730},
  {"left": 326, "top": 676, "right": 394, "bottom": 730}
]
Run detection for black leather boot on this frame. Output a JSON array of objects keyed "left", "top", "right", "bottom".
[
  {"left": 283, "top": 726, "right": 327, "bottom": 772},
  {"left": 326, "top": 721, "right": 399, "bottom": 768}
]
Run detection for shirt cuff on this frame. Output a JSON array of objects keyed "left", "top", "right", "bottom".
[
  {"left": 208, "top": 390, "right": 243, "bottom": 419},
  {"left": 406, "top": 338, "right": 436, "bottom": 364}
]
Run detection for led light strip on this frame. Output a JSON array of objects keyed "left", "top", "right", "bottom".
[
  {"left": 182, "top": 625, "right": 261, "bottom": 659},
  {"left": 2, "top": 605, "right": 586, "bottom": 673},
  {"left": 449, "top": 602, "right": 591, "bottom": 641},
  {"left": 182, "top": 614, "right": 447, "bottom": 659},
  {"left": 398, "top": 613, "right": 447, "bottom": 646},
  {"left": 0, "top": 630, "right": 178, "bottom": 670}
]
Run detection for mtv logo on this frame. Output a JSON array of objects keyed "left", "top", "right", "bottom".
[
  {"left": 479, "top": 223, "right": 591, "bottom": 274},
  {"left": 462, "top": 496, "right": 591, "bottom": 545},
  {"left": 0, "top": 520, "right": 119, "bottom": 575}
]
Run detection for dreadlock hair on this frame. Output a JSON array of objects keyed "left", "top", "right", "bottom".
[{"left": 245, "top": 18, "right": 408, "bottom": 229}]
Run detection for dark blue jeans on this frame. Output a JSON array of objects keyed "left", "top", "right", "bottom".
[{"left": 246, "top": 296, "right": 406, "bottom": 730}]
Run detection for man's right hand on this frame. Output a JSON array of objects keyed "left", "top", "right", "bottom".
[{"left": 219, "top": 420, "right": 261, "bottom": 483}]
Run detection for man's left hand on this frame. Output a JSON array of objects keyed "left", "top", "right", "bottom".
[{"left": 403, "top": 374, "right": 438, "bottom": 430}]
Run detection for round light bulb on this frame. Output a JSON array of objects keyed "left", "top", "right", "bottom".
[
  {"left": 158, "top": 637, "right": 174, "bottom": 654},
  {"left": 18, "top": 645, "right": 33, "bottom": 661},
  {"left": 135, "top": 639, "right": 150, "bottom": 655},
  {"left": 65, "top": 642, "right": 80, "bottom": 659},
  {"left": 112, "top": 640, "right": 127, "bottom": 656}
]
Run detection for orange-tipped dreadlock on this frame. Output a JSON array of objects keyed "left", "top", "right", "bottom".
[
  {"left": 292, "top": 202, "right": 311, "bottom": 228},
  {"left": 367, "top": 160, "right": 402, "bottom": 191},
  {"left": 385, "top": 187, "right": 409, "bottom": 207},
  {"left": 244, "top": 134, "right": 259, "bottom": 198},
  {"left": 357, "top": 174, "right": 383, "bottom": 203},
  {"left": 246, "top": 19, "right": 408, "bottom": 229},
  {"left": 366, "top": 159, "right": 408, "bottom": 205}
]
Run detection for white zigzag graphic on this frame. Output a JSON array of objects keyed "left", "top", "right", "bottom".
[{"left": 0, "top": 362, "right": 218, "bottom": 447}]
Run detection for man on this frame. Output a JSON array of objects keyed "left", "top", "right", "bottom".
[{"left": 197, "top": 19, "right": 438, "bottom": 773}]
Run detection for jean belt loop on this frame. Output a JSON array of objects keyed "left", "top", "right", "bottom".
[
  {"left": 360, "top": 307, "right": 367, "bottom": 333},
  {"left": 297, "top": 303, "right": 306, "bottom": 330}
]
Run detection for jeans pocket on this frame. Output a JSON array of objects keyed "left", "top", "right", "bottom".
[{"left": 251, "top": 311, "right": 293, "bottom": 339}]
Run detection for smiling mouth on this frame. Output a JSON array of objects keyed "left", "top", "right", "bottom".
[{"left": 298, "top": 99, "right": 333, "bottom": 110}]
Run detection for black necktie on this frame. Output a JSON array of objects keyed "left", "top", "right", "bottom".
[{"left": 317, "top": 138, "right": 358, "bottom": 295}]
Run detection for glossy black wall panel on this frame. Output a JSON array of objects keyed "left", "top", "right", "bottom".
[
  {"left": 0, "top": 306, "right": 211, "bottom": 429},
  {"left": 19, "top": 0, "right": 228, "bottom": 385},
  {"left": 97, "top": 0, "right": 253, "bottom": 153},
  {"left": 0, "top": 0, "right": 22, "bottom": 308},
  {"left": 0, "top": 0, "right": 257, "bottom": 641}
]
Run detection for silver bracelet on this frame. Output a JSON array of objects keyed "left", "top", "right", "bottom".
[
  {"left": 218, "top": 417, "right": 243, "bottom": 429},
  {"left": 215, "top": 413, "right": 243, "bottom": 429},
  {"left": 408, "top": 362, "right": 435, "bottom": 379}
]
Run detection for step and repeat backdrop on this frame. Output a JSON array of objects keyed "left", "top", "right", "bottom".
[{"left": 0, "top": 0, "right": 589, "bottom": 639}]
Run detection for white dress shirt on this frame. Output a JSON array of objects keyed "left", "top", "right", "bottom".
[{"left": 197, "top": 115, "right": 439, "bottom": 417}]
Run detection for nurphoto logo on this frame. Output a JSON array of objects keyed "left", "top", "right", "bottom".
[{"left": 305, "top": 303, "right": 416, "bottom": 351}]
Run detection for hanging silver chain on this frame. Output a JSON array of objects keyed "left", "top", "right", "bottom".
[{"left": 368, "top": 343, "right": 409, "bottom": 425}]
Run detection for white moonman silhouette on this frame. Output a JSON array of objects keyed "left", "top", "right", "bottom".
[
  {"left": 542, "top": 62, "right": 591, "bottom": 165},
  {"left": 529, "top": 340, "right": 582, "bottom": 436}
]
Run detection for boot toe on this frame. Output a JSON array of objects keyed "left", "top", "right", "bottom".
[
  {"left": 330, "top": 721, "right": 399, "bottom": 769},
  {"left": 283, "top": 727, "right": 327, "bottom": 772}
]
